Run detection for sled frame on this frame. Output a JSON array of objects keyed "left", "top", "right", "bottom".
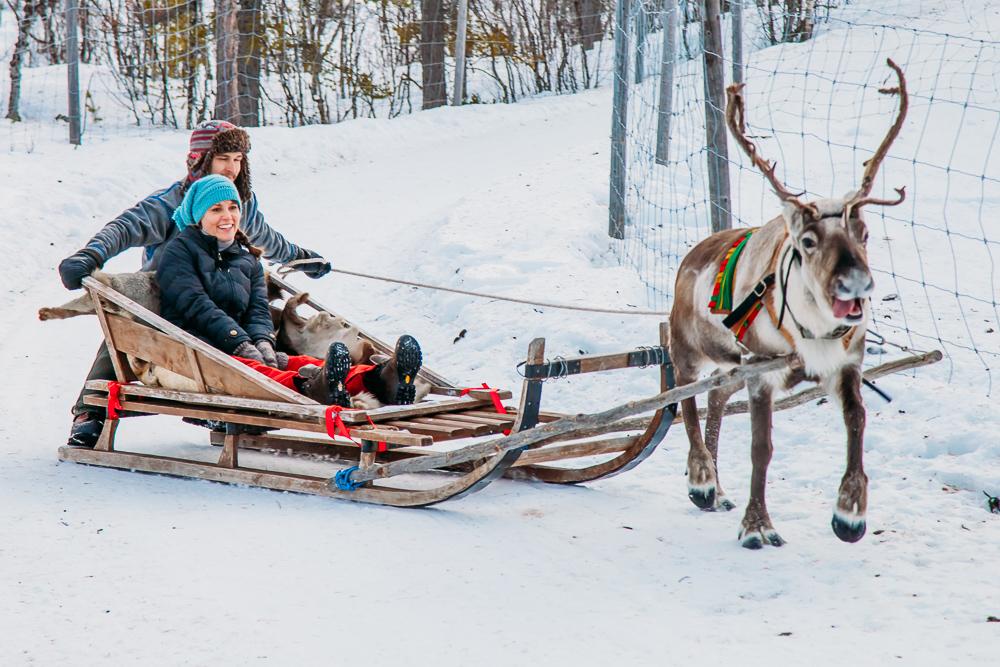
[{"left": 60, "top": 276, "right": 680, "bottom": 506}]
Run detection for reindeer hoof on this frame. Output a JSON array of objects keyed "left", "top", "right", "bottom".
[
  {"left": 831, "top": 514, "right": 867, "bottom": 543},
  {"left": 687, "top": 484, "right": 716, "bottom": 510},
  {"left": 716, "top": 495, "right": 736, "bottom": 512},
  {"left": 739, "top": 528, "right": 785, "bottom": 550}
]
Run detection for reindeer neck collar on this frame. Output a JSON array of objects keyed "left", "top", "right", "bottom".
[{"left": 774, "top": 243, "right": 854, "bottom": 342}]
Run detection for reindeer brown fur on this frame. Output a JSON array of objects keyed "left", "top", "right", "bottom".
[{"left": 669, "top": 59, "right": 908, "bottom": 548}]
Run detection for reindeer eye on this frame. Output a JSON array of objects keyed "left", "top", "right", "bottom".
[{"left": 801, "top": 235, "right": 818, "bottom": 251}]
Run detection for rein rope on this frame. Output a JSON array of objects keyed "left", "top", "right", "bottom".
[{"left": 275, "top": 259, "right": 664, "bottom": 317}]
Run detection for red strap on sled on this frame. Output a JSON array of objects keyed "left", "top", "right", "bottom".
[
  {"left": 325, "top": 407, "right": 387, "bottom": 452},
  {"left": 106, "top": 381, "right": 125, "bottom": 421},
  {"left": 461, "top": 383, "right": 510, "bottom": 435},
  {"left": 325, "top": 405, "right": 353, "bottom": 440},
  {"left": 365, "top": 415, "right": 387, "bottom": 453}
]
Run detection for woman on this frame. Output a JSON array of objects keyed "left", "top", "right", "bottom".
[{"left": 156, "top": 175, "right": 422, "bottom": 407}]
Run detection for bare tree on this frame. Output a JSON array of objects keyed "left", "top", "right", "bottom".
[
  {"left": 214, "top": 0, "right": 239, "bottom": 122},
  {"left": 420, "top": 0, "right": 447, "bottom": 109},
  {"left": 5, "top": 0, "right": 37, "bottom": 122}
]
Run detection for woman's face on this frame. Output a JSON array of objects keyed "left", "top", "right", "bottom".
[{"left": 200, "top": 200, "right": 241, "bottom": 243}]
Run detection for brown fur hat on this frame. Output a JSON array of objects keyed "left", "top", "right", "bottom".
[{"left": 183, "top": 120, "right": 252, "bottom": 202}]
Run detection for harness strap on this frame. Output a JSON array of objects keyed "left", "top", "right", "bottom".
[{"left": 721, "top": 273, "right": 775, "bottom": 341}]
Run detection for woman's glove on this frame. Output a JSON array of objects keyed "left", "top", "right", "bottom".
[
  {"left": 292, "top": 246, "right": 331, "bottom": 279},
  {"left": 233, "top": 340, "right": 264, "bottom": 363},
  {"left": 58, "top": 248, "right": 104, "bottom": 290},
  {"left": 255, "top": 339, "right": 278, "bottom": 367}
]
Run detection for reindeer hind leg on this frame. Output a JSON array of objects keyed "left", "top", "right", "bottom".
[
  {"left": 673, "top": 355, "right": 718, "bottom": 510},
  {"left": 703, "top": 378, "right": 744, "bottom": 511},
  {"left": 739, "top": 373, "right": 785, "bottom": 549}
]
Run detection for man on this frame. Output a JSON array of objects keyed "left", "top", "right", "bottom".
[{"left": 59, "top": 120, "right": 331, "bottom": 447}]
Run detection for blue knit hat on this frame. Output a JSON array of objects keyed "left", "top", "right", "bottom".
[{"left": 172, "top": 174, "right": 242, "bottom": 231}]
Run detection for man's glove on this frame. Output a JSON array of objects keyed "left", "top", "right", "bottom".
[
  {"left": 255, "top": 339, "right": 278, "bottom": 367},
  {"left": 292, "top": 246, "right": 332, "bottom": 279},
  {"left": 58, "top": 248, "right": 104, "bottom": 290},
  {"left": 233, "top": 340, "right": 265, "bottom": 363}
]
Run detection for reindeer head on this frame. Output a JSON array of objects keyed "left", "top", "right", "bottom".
[
  {"left": 726, "top": 59, "right": 908, "bottom": 326},
  {"left": 278, "top": 292, "right": 371, "bottom": 363}
]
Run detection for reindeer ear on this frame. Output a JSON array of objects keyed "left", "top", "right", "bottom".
[
  {"left": 281, "top": 293, "right": 309, "bottom": 327},
  {"left": 781, "top": 201, "right": 807, "bottom": 238}
]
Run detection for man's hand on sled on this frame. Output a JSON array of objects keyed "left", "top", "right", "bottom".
[
  {"left": 58, "top": 248, "right": 104, "bottom": 290},
  {"left": 292, "top": 246, "right": 332, "bottom": 279},
  {"left": 255, "top": 339, "right": 278, "bottom": 368},
  {"left": 233, "top": 340, "right": 265, "bottom": 363}
]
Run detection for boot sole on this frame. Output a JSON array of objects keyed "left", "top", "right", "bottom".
[
  {"left": 326, "top": 342, "right": 353, "bottom": 408},
  {"left": 393, "top": 335, "right": 423, "bottom": 405}
]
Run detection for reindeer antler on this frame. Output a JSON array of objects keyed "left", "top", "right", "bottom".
[
  {"left": 726, "top": 83, "right": 818, "bottom": 218},
  {"left": 846, "top": 58, "right": 909, "bottom": 210}
]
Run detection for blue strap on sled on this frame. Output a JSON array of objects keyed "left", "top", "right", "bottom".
[{"left": 334, "top": 466, "right": 363, "bottom": 492}]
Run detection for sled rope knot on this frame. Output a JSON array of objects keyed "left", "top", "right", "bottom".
[{"left": 334, "top": 466, "right": 363, "bottom": 492}]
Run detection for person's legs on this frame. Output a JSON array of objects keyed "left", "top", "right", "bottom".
[
  {"left": 71, "top": 343, "right": 116, "bottom": 417},
  {"left": 234, "top": 356, "right": 301, "bottom": 390},
  {"left": 67, "top": 344, "right": 116, "bottom": 447}
]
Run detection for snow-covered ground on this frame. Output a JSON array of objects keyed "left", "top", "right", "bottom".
[{"left": 3, "top": 7, "right": 1000, "bottom": 666}]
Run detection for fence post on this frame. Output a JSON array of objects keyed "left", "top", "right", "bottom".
[
  {"left": 655, "top": 0, "right": 677, "bottom": 165},
  {"left": 608, "top": 0, "right": 631, "bottom": 239},
  {"left": 634, "top": 1, "right": 646, "bottom": 83},
  {"left": 453, "top": 0, "right": 469, "bottom": 105},
  {"left": 65, "top": 0, "right": 82, "bottom": 145},
  {"left": 701, "top": 0, "right": 732, "bottom": 232},
  {"left": 732, "top": 0, "right": 743, "bottom": 85}
]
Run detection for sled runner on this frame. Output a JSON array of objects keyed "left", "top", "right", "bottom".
[{"left": 58, "top": 275, "right": 682, "bottom": 507}]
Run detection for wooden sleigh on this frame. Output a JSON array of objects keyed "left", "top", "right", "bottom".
[
  {"left": 58, "top": 274, "right": 686, "bottom": 507},
  {"left": 59, "top": 274, "right": 943, "bottom": 507}
]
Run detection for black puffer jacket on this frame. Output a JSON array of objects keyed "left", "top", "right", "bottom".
[{"left": 156, "top": 226, "right": 275, "bottom": 354}]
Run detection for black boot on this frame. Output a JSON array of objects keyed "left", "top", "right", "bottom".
[
  {"left": 68, "top": 411, "right": 104, "bottom": 448},
  {"left": 295, "top": 342, "right": 352, "bottom": 407},
  {"left": 364, "top": 335, "right": 423, "bottom": 405}
]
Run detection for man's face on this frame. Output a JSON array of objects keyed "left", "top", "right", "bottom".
[{"left": 210, "top": 152, "right": 243, "bottom": 181}]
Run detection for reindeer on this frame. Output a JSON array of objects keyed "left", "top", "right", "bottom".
[{"left": 668, "top": 59, "right": 908, "bottom": 548}]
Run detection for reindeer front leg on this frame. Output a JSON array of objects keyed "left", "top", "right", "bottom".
[
  {"left": 739, "top": 373, "right": 785, "bottom": 548},
  {"left": 831, "top": 366, "right": 868, "bottom": 542}
]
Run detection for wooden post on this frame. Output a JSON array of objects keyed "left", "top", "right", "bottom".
[
  {"left": 634, "top": 1, "right": 646, "bottom": 83},
  {"left": 608, "top": 0, "right": 631, "bottom": 239},
  {"left": 655, "top": 0, "right": 677, "bottom": 165},
  {"left": 214, "top": 0, "right": 239, "bottom": 123},
  {"left": 452, "top": 0, "right": 469, "bottom": 106},
  {"left": 512, "top": 338, "right": 546, "bottom": 432},
  {"left": 731, "top": 0, "right": 744, "bottom": 85},
  {"left": 65, "top": 0, "right": 82, "bottom": 145},
  {"left": 701, "top": 0, "right": 732, "bottom": 232}
]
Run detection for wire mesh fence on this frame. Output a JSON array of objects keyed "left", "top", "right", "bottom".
[
  {"left": 610, "top": 0, "right": 1000, "bottom": 394},
  {"left": 1, "top": 0, "right": 615, "bottom": 150}
]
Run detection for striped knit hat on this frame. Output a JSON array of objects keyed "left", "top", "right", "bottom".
[{"left": 184, "top": 120, "right": 252, "bottom": 201}]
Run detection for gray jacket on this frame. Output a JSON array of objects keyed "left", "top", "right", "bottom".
[{"left": 84, "top": 180, "right": 299, "bottom": 271}]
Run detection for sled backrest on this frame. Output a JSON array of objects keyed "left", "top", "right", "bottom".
[{"left": 83, "top": 276, "right": 314, "bottom": 405}]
